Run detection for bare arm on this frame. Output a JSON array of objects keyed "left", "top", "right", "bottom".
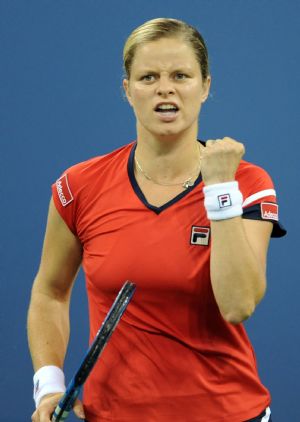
[
  {"left": 28, "top": 198, "right": 84, "bottom": 420},
  {"left": 28, "top": 198, "right": 82, "bottom": 369},
  {"left": 201, "top": 137, "right": 273, "bottom": 324},
  {"left": 210, "top": 217, "right": 272, "bottom": 324}
]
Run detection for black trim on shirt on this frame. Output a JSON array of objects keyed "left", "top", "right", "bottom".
[
  {"left": 243, "top": 203, "right": 287, "bottom": 238},
  {"left": 127, "top": 141, "right": 204, "bottom": 215}
]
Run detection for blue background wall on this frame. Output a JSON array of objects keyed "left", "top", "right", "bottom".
[{"left": 1, "top": 1, "right": 299, "bottom": 420}]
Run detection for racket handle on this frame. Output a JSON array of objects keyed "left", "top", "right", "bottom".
[
  {"left": 51, "top": 384, "right": 80, "bottom": 422},
  {"left": 51, "top": 404, "right": 70, "bottom": 422}
]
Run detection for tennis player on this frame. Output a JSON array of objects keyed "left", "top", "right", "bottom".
[{"left": 28, "top": 18, "right": 286, "bottom": 422}]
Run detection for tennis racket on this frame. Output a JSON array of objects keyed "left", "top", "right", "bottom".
[{"left": 51, "top": 280, "right": 136, "bottom": 422}]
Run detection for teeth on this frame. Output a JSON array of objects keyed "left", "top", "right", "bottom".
[{"left": 157, "top": 104, "right": 177, "bottom": 110}]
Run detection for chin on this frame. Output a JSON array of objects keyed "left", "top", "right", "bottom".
[
  {"left": 153, "top": 132, "right": 181, "bottom": 142},
  {"left": 154, "top": 125, "right": 192, "bottom": 140},
  {"left": 139, "top": 119, "right": 196, "bottom": 141},
  {"left": 151, "top": 123, "right": 183, "bottom": 137}
]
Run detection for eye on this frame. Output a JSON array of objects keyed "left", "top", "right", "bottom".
[
  {"left": 175, "top": 73, "right": 188, "bottom": 80},
  {"left": 141, "top": 74, "right": 156, "bottom": 82}
]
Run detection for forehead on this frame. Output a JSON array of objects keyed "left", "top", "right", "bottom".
[{"left": 131, "top": 37, "right": 199, "bottom": 72}]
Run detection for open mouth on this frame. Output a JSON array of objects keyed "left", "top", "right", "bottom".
[{"left": 155, "top": 104, "right": 179, "bottom": 113}]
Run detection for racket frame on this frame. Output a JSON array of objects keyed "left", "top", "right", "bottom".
[{"left": 51, "top": 280, "right": 136, "bottom": 422}]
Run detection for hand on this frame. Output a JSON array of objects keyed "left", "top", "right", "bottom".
[
  {"left": 201, "top": 137, "right": 245, "bottom": 185},
  {"left": 31, "top": 393, "right": 85, "bottom": 421}
]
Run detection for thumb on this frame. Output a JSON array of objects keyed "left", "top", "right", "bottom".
[{"left": 73, "top": 398, "right": 86, "bottom": 420}]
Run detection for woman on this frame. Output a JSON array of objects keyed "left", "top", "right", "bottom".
[{"left": 28, "top": 18, "right": 286, "bottom": 421}]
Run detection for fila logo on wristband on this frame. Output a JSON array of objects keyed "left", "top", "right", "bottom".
[
  {"left": 190, "top": 226, "right": 210, "bottom": 246},
  {"left": 261, "top": 202, "right": 279, "bottom": 221},
  {"left": 218, "top": 194, "right": 232, "bottom": 208},
  {"left": 34, "top": 380, "right": 40, "bottom": 395},
  {"left": 203, "top": 181, "right": 243, "bottom": 220}
]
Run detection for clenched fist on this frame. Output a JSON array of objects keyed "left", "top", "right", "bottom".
[{"left": 201, "top": 137, "right": 245, "bottom": 186}]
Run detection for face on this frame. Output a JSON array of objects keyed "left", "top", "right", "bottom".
[{"left": 123, "top": 37, "right": 211, "bottom": 140}]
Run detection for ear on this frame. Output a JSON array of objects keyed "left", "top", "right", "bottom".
[
  {"left": 123, "top": 79, "right": 133, "bottom": 106},
  {"left": 201, "top": 76, "right": 211, "bottom": 103}
]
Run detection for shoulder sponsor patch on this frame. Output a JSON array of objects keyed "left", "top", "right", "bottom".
[
  {"left": 190, "top": 226, "right": 210, "bottom": 246},
  {"left": 261, "top": 202, "right": 278, "bottom": 221},
  {"left": 56, "top": 174, "right": 74, "bottom": 207}
]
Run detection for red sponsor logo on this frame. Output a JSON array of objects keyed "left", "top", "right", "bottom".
[
  {"left": 261, "top": 202, "right": 278, "bottom": 221},
  {"left": 56, "top": 174, "right": 73, "bottom": 207}
]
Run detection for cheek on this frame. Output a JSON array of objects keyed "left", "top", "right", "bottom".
[
  {"left": 182, "top": 82, "right": 203, "bottom": 102},
  {"left": 129, "top": 89, "right": 152, "bottom": 121},
  {"left": 130, "top": 85, "right": 151, "bottom": 104},
  {"left": 180, "top": 86, "right": 204, "bottom": 123}
]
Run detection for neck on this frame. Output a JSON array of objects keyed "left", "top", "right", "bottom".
[
  {"left": 135, "top": 129, "right": 202, "bottom": 183},
  {"left": 136, "top": 121, "right": 199, "bottom": 155}
]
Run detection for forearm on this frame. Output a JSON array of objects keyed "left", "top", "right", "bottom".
[
  {"left": 27, "top": 281, "right": 71, "bottom": 371},
  {"left": 210, "top": 217, "right": 266, "bottom": 324}
]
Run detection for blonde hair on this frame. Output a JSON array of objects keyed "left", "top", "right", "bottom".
[{"left": 123, "top": 18, "right": 210, "bottom": 81}]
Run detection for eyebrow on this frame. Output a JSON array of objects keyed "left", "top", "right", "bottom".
[{"left": 136, "top": 66, "right": 193, "bottom": 75}]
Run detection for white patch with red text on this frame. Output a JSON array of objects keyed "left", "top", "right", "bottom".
[
  {"left": 56, "top": 174, "right": 73, "bottom": 207},
  {"left": 261, "top": 202, "right": 278, "bottom": 221}
]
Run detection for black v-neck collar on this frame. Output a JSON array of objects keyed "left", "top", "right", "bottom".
[{"left": 127, "top": 141, "right": 204, "bottom": 214}]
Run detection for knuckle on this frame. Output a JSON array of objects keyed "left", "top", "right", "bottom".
[
  {"left": 237, "top": 144, "right": 245, "bottom": 155},
  {"left": 222, "top": 136, "right": 232, "bottom": 144}
]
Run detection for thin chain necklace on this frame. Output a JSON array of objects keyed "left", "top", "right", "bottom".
[{"left": 134, "top": 144, "right": 202, "bottom": 190}]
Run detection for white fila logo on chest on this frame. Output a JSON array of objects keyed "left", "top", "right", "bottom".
[{"left": 190, "top": 226, "right": 210, "bottom": 246}]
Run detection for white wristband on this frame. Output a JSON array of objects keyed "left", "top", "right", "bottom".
[
  {"left": 203, "top": 181, "right": 243, "bottom": 220},
  {"left": 33, "top": 365, "right": 66, "bottom": 408}
]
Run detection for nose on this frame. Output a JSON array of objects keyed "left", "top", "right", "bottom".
[{"left": 156, "top": 75, "right": 175, "bottom": 96}]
